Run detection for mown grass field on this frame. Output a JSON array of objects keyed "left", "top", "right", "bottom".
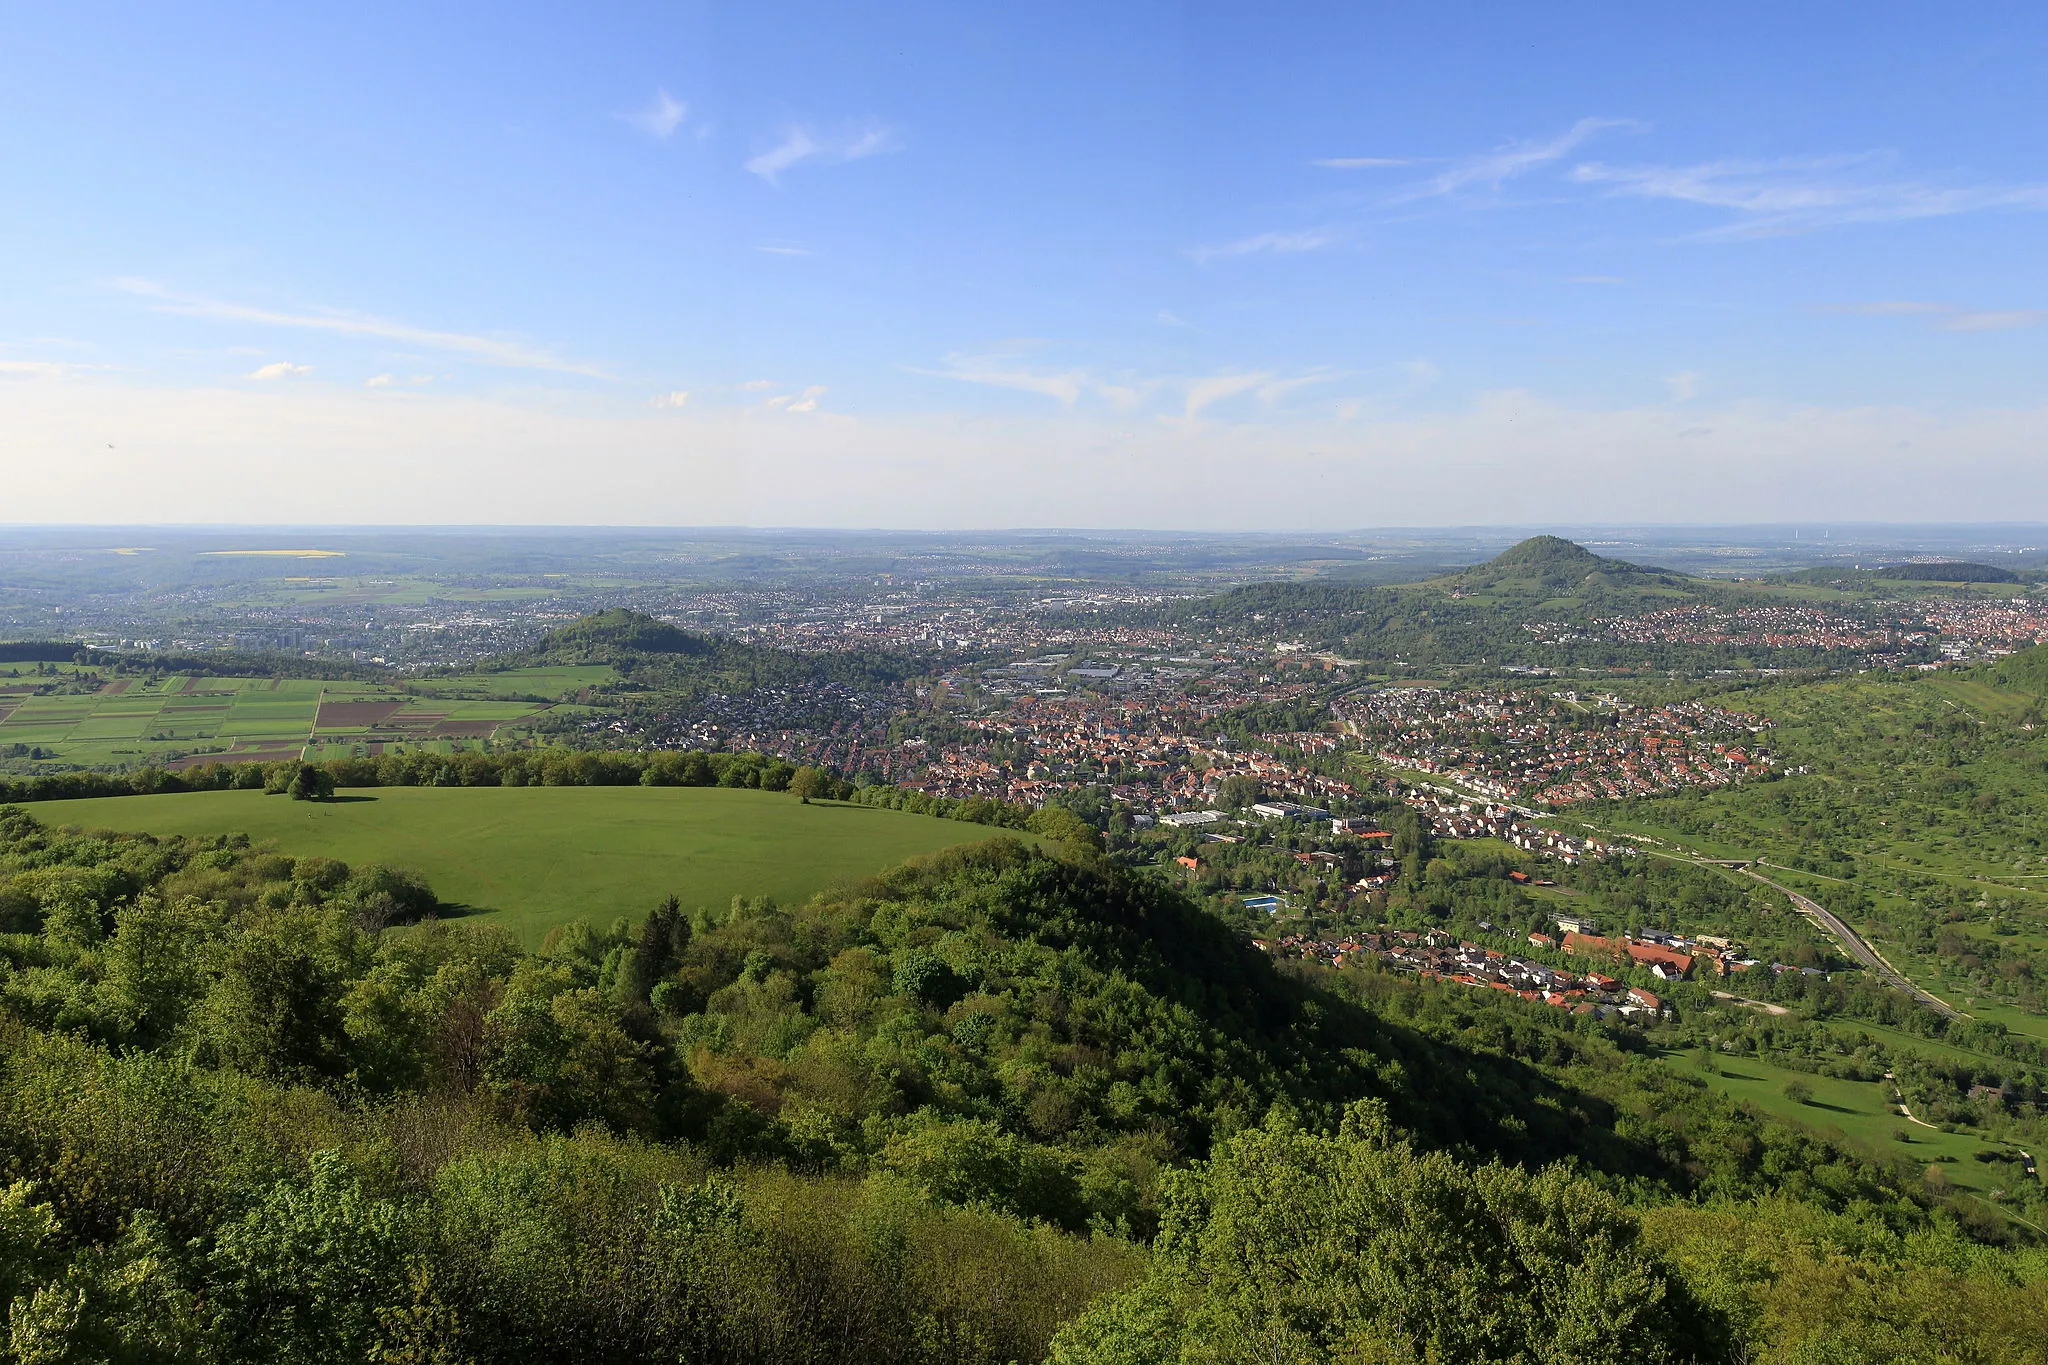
[{"left": 25, "top": 785, "right": 1025, "bottom": 941}]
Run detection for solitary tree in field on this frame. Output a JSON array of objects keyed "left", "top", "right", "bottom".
[
  {"left": 285, "top": 763, "right": 335, "bottom": 802},
  {"left": 789, "top": 766, "right": 826, "bottom": 804}
]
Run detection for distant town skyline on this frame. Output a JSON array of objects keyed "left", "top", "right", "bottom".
[{"left": 3, "top": 3, "right": 2046, "bottom": 526}]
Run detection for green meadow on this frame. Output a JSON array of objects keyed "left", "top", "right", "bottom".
[
  {"left": 1650, "top": 1046, "right": 2033, "bottom": 1217},
  {"left": 25, "top": 785, "right": 1029, "bottom": 942}
]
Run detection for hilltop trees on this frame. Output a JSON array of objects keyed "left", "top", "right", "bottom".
[
  {"left": 1050, "top": 1101, "right": 1717, "bottom": 1364},
  {"left": 268, "top": 762, "right": 334, "bottom": 801}
]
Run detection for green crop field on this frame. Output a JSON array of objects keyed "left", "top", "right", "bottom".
[
  {"left": 0, "top": 674, "right": 554, "bottom": 769},
  {"left": 25, "top": 785, "right": 1031, "bottom": 942}
]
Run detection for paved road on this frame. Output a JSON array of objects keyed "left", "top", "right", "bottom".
[{"left": 1738, "top": 866, "right": 1965, "bottom": 1020}]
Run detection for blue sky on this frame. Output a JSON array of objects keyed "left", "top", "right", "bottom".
[{"left": 3, "top": 2, "right": 2046, "bottom": 526}]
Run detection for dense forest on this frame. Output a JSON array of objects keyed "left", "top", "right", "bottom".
[{"left": 4, "top": 802, "right": 2048, "bottom": 1361}]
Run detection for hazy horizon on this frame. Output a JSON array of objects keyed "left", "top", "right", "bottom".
[{"left": 4, "top": 5, "right": 2046, "bottom": 526}]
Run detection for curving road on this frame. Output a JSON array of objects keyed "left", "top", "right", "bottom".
[{"left": 1735, "top": 866, "right": 1965, "bottom": 1020}]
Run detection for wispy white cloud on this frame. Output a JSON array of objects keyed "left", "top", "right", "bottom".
[
  {"left": 1944, "top": 309, "right": 2048, "bottom": 331},
  {"left": 649, "top": 390, "right": 691, "bottom": 408},
  {"left": 924, "top": 352, "right": 1336, "bottom": 419},
  {"left": 1255, "top": 372, "right": 1339, "bottom": 404},
  {"left": 1398, "top": 117, "right": 1637, "bottom": 201},
  {"left": 1298, "top": 121, "right": 2048, "bottom": 243},
  {"left": 116, "top": 279, "right": 608, "bottom": 377},
  {"left": 1314, "top": 157, "right": 1412, "bottom": 169},
  {"left": 842, "top": 128, "right": 893, "bottom": 159},
  {"left": 1827, "top": 300, "right": 2047, "bottom": 331},
  {"left": 626, "top": 89, "right": 687, "bottom": 139},
  {"left": 1665, "top": 370, "right": 1700, "bottom": 402},
  {"left": 1154, "top": 309, "right": 1194, "bottom": 328},
  {"left": 1186, "top": 227, "right": 1338, "bottom": 264},
  {"left": 739, "top": 379, "right": 776, "bottom": 391},
  {"left": 365, "top": 373, "right": 435, "bottom": 388},
  {"left": 745, "top": 125, "right": 898, "bottom": 182},
  {"left": 1183, "top": 372, "right": 1272, "bottom": 418},
  {"left": 0, "top": 359, "right": 93, "bottom": 378},
  {"left": 917, "top": 354, "right": 1092, "bottom": 406},
  {"left": 248, "top": 361, "right": 312, "bottom": 380},
  {"left": 1569, "top": 275, "right": 1625, "bottom": 284},
  {"left": 763, "top": 385, "right": 826, "bottom": 414},
  {"left": 746, "top": 129, "right": 819, "bottom": 182},
  {"left": 1571, "top": 153, "right": 2048, "bottom": 238},
  {"left": 754, "top": 243, "right": 813, "bottom": 256}
]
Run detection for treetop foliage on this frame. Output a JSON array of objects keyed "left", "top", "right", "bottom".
[{"left": 0, "top": 792, "right": 2044, "bottom": 1359}]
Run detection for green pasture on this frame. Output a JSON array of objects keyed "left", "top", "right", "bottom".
[
  {"left": 1652, "top": 1047, "right": 2028, "bottom": 1207},
  {"left": 1904, "top": 968, "right": 2048, "bottom": 1048},
  {"left": 1810, "top": 1016, "right": 2001, "bottom": 1071},
  {"left": 25, "top": 785, "right": 1032, "bottom": 942},
  {"left": 1920, "top": 676, "right": 2037, "bottom": 720}
]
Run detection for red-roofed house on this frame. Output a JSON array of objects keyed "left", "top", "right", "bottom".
[{"left": 1624, "top": 942, "right": 1693, "bottom": 978}]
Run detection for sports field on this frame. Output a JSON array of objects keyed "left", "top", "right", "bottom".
[
  {"left": 25, "top": 785, "right": 1023, "bottom": 941},
  {"left": 0, "top": 671, "right": 563, "bottom": 768}
]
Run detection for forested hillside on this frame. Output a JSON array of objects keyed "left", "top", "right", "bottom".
[
  {"left": 512, "top": 607, "right": 917, "bottom": 692},
  {"left": 498, "top": 608, "right": 921, "bottom": 742},
  {"left": 1184, "top": 537, "right": 1877, "bottom": 673},
  {"left": 3, "top": 804, "right": 2047, "bottom": 1360}
]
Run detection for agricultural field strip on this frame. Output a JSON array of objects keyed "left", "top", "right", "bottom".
[{"left": 0, "top": 675, "right": 555, "bottom": 765}]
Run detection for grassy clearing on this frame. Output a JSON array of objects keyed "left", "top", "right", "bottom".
[
  {"left": 24, "top": 785, "right": 1029, "bottom": 943},
  {"left": 1921, "top": 676, "right": 2037, "bottom": 720},
  {"left": 1652, "top": 1047, "right": 2025, "bottom": 1202},
  {"left": 1906, "top": 970, "right": 2048, "bottom": 1048}
]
